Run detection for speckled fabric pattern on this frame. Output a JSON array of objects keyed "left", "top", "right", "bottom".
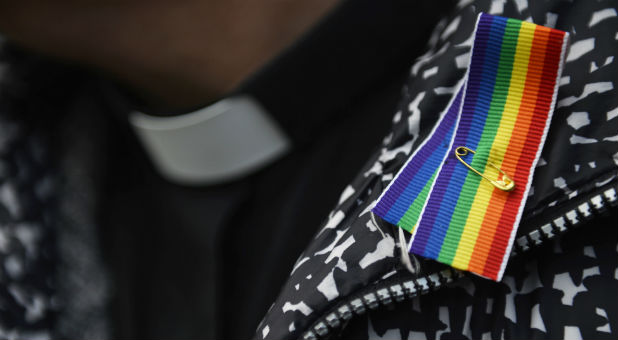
[
  {"left": 256, "top": 0, "right": 618, "bottom": 338},
  {"left": 0, "top": 46, "right": 110, "bottom": 339},
  {"left": 342, "top": 212, "right": 618, "bottom": 340},
  {"left": 0, "top": 73, "right": 58, "bottom": 338}
]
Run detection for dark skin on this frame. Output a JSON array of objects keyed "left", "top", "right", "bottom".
[{"left": 0, "top": 0, "right": 339, "bottom": 109}]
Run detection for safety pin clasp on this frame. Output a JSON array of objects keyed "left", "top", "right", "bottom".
[{"left": 454, "top": 146, "right": 515, "bottom": 192}]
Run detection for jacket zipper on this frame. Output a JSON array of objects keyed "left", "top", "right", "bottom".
[{"left": 301, "top": 182, "right": 618, "bottom": 340}]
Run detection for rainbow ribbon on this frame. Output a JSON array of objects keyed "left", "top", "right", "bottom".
[{"left": 373, "top": 13, "right": 569, "bottom": 281}]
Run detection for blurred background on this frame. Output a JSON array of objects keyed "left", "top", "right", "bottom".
[{"left": 0, "top": 0, "right": 450, "bottom": 338}]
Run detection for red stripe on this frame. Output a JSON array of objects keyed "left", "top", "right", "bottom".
[
  {"left": 482, "top": 28, "right": 565, "bottom": 279},
  {"left": 468, "top": 25, "right": 551, "bottom": 276}
]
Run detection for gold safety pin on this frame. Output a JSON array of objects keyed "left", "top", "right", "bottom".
[{"left": 454, "top": 146, "right": 515, "bottom": 192}]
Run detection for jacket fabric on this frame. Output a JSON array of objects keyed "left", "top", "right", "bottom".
[{"left": 257, "top": 0, "right": 618, "bottom": 339}]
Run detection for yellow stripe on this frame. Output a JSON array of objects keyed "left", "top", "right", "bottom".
[{"left": 451, "top": 22, "right": 536, "bottom": 270}]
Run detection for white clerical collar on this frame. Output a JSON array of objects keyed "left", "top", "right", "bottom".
[{"left": 130, "top": 96, "right": 290, "bottom": 185}]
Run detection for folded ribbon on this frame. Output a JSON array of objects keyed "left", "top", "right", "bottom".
[{"left": 373, "top": 13, "right": 569, "bottom": 281}]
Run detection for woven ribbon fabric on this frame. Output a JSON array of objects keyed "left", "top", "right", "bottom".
[{"left": 373, "top": 13, "right": 569, "bottom": 281}]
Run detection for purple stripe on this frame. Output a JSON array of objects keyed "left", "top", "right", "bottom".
[
  {"left": 410, "top": 13, "right": 499, "bottom": 256},
  {"left": 419, "top": 15, "right": 510, "bottom": 260},
  {"left": 374, "top": 90, "right": 462, "bottom": 223},
  {"left": 381, "top": 92, "right": 461, "bottom": 223}
]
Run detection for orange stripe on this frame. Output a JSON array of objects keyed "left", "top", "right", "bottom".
[
  {"left": 467, "top": 25, "right": 551, "bottom": 274},
  {"left": 482, "top": 27, "right": 566, "bottom": 278}
]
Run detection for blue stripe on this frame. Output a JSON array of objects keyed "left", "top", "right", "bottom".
[
  {"left": 380, "top": 90, "right": 462, "bottom": 225},
  {"left": 418, "top": 15, "right": 508, "bottom": 259}
]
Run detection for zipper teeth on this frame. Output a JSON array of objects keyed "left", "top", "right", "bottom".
[
  {"left": 302, "top": 268, "right": 465, "bottom": 340},
  {"left": 301, "top": 184, "right": 618, "bottom": 340},
  {"left": 511, "top": 185, "right": 617, "bottom": 255}
]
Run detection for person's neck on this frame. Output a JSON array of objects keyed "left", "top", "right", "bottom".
[{"left": 0, "top": 0, "right": 340, "bottom": 110}]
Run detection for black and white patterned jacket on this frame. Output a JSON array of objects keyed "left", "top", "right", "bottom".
[{"left": 257, "top": 1, "right": 618, "bottom": 339}]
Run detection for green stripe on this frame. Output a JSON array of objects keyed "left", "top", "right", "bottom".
[
  {"left": 437, "top": 18, "right": 522, "bottom": 264},
  {"left": 398, "top": 170, "right": 438, "bottom": 232}
]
